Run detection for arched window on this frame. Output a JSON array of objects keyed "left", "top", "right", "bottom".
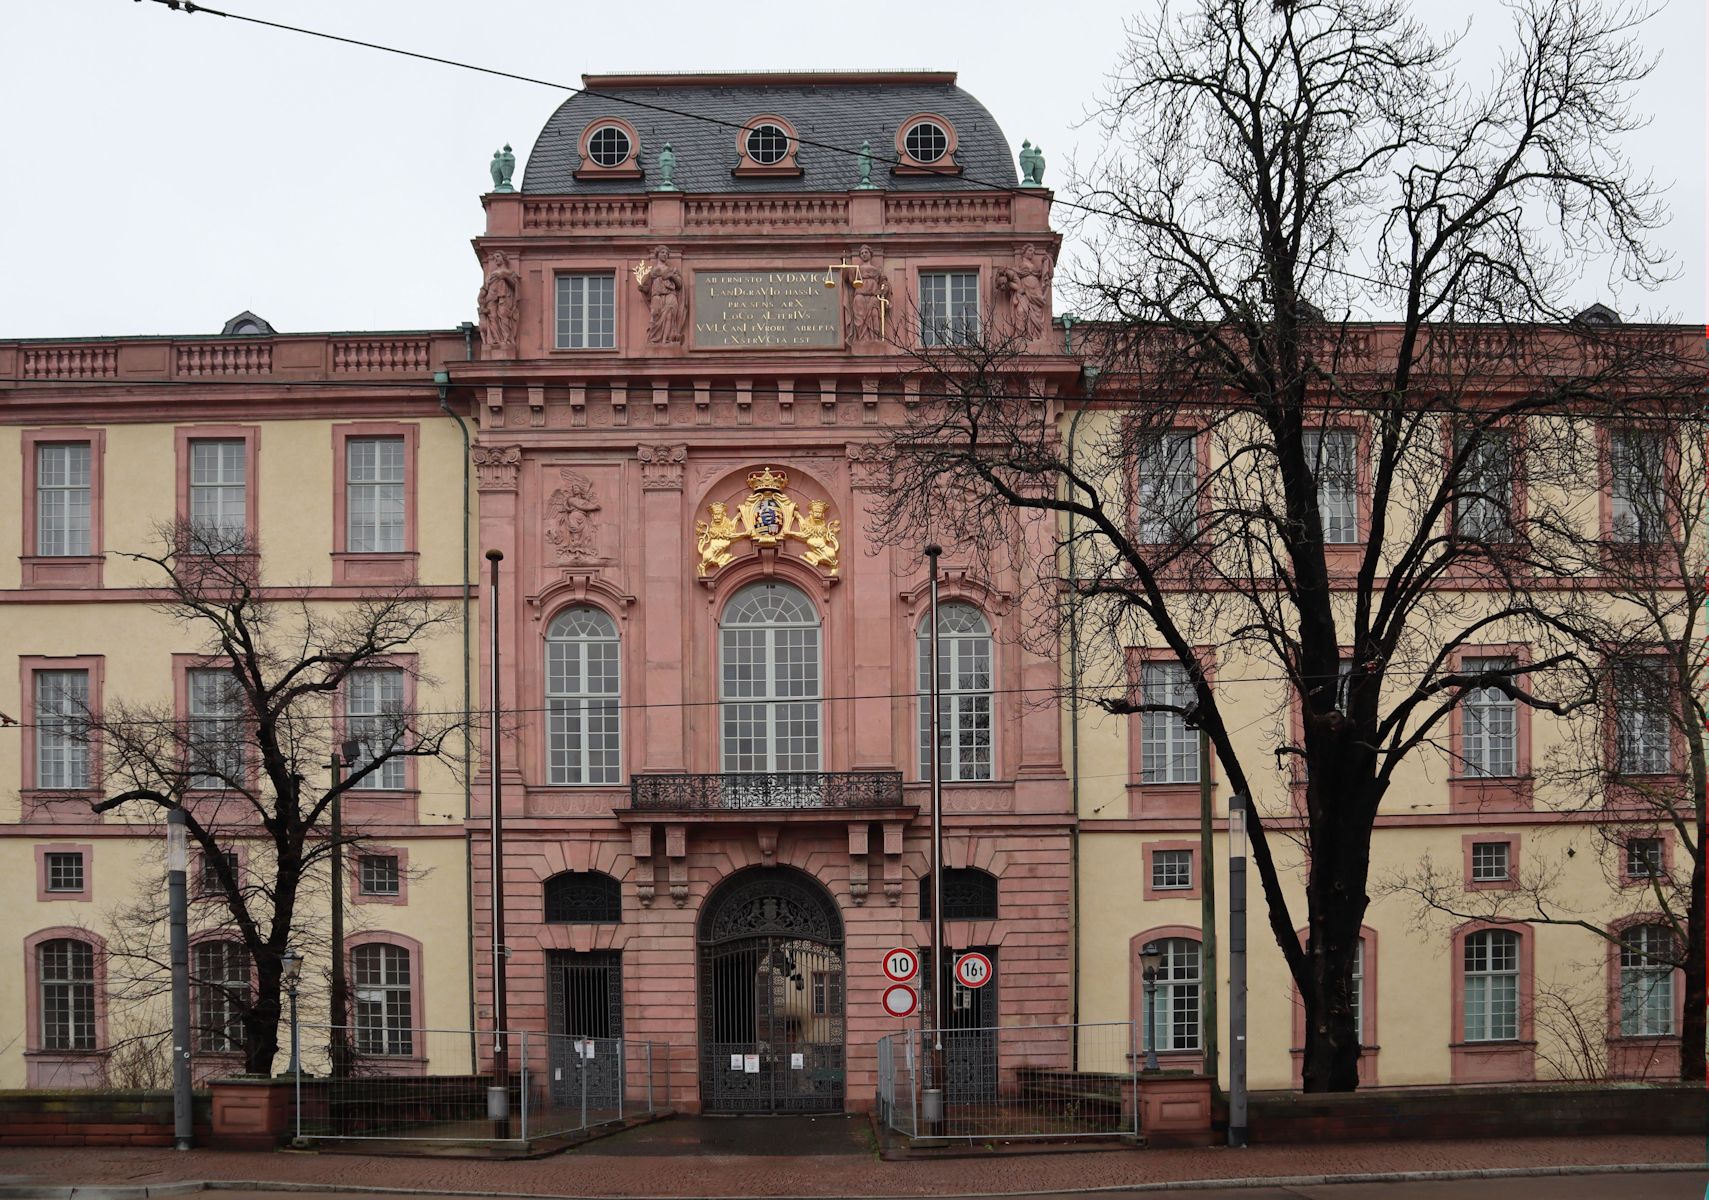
[
  {"left": 918, "top": 867, "right": 999, "bottom": 921},
  {"left": 1462, "top": 929, "right": 1520, "bottom": 1041},
  {"left": 352, "top": 943, "right": 413, "bottom": 1056},
  {"left": 544, "top": 870, "right": 622, "bottom": 924},
  {"left": 38, "top": 938, "right": 96, "bottom": 1051},
  {"left": 918, "top": 602, "right": 993, "bottom": 781},
  {"left": 719, "top": 582, "right": 821, "bottom": 773},
  {"left": 1618, "top": 924, "right": 1676, "bottom": 1037},
  {"left": 193, "top": 940, "right": 250, "bottom": 1053},
  {"left": 546, "top": 607, "right": 621, "bottom": 785},
  {"left": 1151, "top": 937, "right": 1201, "bottom": 1052}
]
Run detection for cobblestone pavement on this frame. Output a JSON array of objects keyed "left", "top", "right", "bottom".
[{"left": 0, "top": 1131, "right": 1702, "bottom": 1197}]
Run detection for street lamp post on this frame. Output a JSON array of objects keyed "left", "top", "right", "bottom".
[
  {"left": 921, "top": 543, "right": 946, "bottom": 1134},
  {"left": 328, "top": 738, "right": 360, "bottom": 1078},
  {"left": 1228, "top": 793, "right": 1249, "bottom": 1148},
  {"left": 281, "top": 947, "right": 304, "bottom": 1077},
  {"left": 1180, "top": 701, "right": 1218, "bottom": 1086},
  {"left": 485, "top": 548, "right": 510, "bottom": 1139},
  {"left": 1139, "top": 940, "right": 1161, "bottom": 1072},
  {"left": 165, "top": 809, "right": 193, "bottom": 1150}
]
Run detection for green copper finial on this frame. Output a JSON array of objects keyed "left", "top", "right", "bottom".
[
  {"left": 855, "top": 140, "right": 878, "bottom": 189},
  {"left": 490, "top": 143, "right": 516, "bottom": 193},
  {"left": 1019, "top": 140, "right": 1045, "bottom": 187},
  {"left": 656, "top": 142, "right": 678, "bottom": 191}
]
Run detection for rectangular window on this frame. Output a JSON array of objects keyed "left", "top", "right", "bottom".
[
  {"left": 1135, "top": 433, "right": 1197, "bottom": 544},
  {"left": 347, "top": 668, "right": 406, "bottom": 791},
  {"left": 1609, "top": 429, "right": 1667, "bottom": 544},
  {"left": 34, "top": 669, "right": 90, "bottom": 790},
  {"left": 1626, "top": 837, "right": 1664, "bottom": 880},
  {"left": 1151, "top": 849, "right": 1193, "bottom": 891},
  {"left": 1613, "top": 658, "right": 1672, "bottom": 776},
  {"left": 199, "top": 850, "right": 238, "bottom": 897},
  {"left": 1470, "top": 841, "right": 1511, "bottom": 882},
  {"left": 345, "top": 437, "right": 406, "bottom": 553},
  {"left": 1463, "top": 931, "right": 1520, "bottom": 1042},
  {"left": 187, "top": 668, "right": 245, "bottom": 790},
  {"left": 1140, "top": 662, "right": 1198, "bottom": 785},
  {"left": 811, "top": 970, "right": 844, "bottom": 1017},
  {"left": 1461, "top": 656, "right": 1518, "bottom": 778},
  {"left": 1619, "top": 925, "right": 1675, "bottom": 1037},
  {"left": 1302, "top": 429, "right": 1358, "bottom": 544},
  {"left": 1153, "top": 938, "right": 1201, "bottom": 1052},
  {"left": 353, "top": 944, "right": 413, "bottom": 1056},
  {"left": 555, "top": 273, "right": 617, "bottom": 349},
  {"left": 1454, "top": 430, "right": 1513, "bottom": 542},
  {"left": 45, "top": 852, "right": 85, "bottom": 893},
  {"left": 919, "top": 271, "right": 980, "bottom": 347},
  {"left": 359, "top": 854, "right": 401, "bottom": 897},
  {"left": 193, "top": 941, "right": 249, "bottom": 1054},
  {"left": 187, "top": 439, "right": 248, "bottom": 549},
  {"left": 38, "top": 939, "right": 96, "bottom": 1051},
  {"left": 36, "top": 442, "right": 92, "bottom": 557},
  {"left": 1350, "top": 938, "right": 1366, "bottom": 1045}
]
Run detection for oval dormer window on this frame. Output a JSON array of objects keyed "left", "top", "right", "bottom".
[
  {"left": 588, "top": 125, "right": 633, "bottom": 168},
  {"left": 904, "top": 120, "right": 949, "bottom": 164},
  {"left": 745, "top": 122, "right": 792, "bottom": 166}
]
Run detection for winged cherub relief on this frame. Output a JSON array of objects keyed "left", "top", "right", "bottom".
[{"left": 546, "top": 470, "right": 602, "bottom": 563}]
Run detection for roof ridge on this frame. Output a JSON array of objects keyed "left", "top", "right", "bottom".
[{"left": 581, "top": 70, "right": 957, "bottom": 89}]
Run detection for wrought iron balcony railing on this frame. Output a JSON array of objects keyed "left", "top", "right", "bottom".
[{"left": 629, "top": 770, "right": 905, "bottom": 813}]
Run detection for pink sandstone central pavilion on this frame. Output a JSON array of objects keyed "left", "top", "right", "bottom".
[{"left": 466, "top": 72, "right": 1075, "bottom": 1113}]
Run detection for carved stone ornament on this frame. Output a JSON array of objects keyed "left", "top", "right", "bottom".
[
  {"left": 846, "top": 442, "right": 888, "bottom": 491},
  {"left": 638, "top": 443, "right": 688, "bottom": 490},
  {"left": 845, "top": 244, "right": 892, "bottom": 343},
  {"left": 477, "top": 250, "right": 521, "bottom": 356},
  {"left": 995, "top": 243, "right": 1055, "bottom": 342},
  {"left": 695, "top": 467, "right": 840, "bottom": 578},
  {"left": 546, "top": 469, "right": 602, "bottom": 564},
  {"left": 471, "top": 443, "right": 522, "bottom": 490},
  {"left": 633, "top": 246, "right": 688, "bottom": 345}
]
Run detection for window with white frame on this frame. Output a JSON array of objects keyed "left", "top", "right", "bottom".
[
  {"left": 359, "top": 854, "right": 401, "bottom": 897},
  {"left": 1140, "top": 661, "right": 1198, "bottom": 784},
  {"left": 1302, "top": 428, "right": 1358, "bottom": 544},
  {"left": 919, "top": 271, "right": 980, "bottom": 346},
  {"left": 1470, "top": 841, "right": 1511, "bottom": 883},
  {"left": 346, "top": 667, "right": 406, "bottom": 791},
  {"left": 352, "top": 943, "right": 413, "bottom": 1056},
  {"left": 34, "top": 669, "right": 90, "bottom": 790},
  {"left": 1454, "top": 429, "right": 1513, "bottom": 542},
  {"left": 555, "top": 273, "right": 617, "bottom": 349},
  {"left": 193, "top": 940, "right": 249, "bottom": 1053},
  {"left": 35, "top": 442, "right": 92, "bottom": 557},
  {"left": 1350, "top": 937, "right": 1367, "bottom": 1044},
  {"left": 188, "top": 439, "right": 247, "bottom": 549},
  {"left": 720, "top": 583, "right": 821, "bottom": 773},
  {"left": 546, "top": 607, "right": 621, "bottom": 785},
  {"left": 345, "top": 437, "right": 406, "bottom": 553},
  {"left": 1626, "top": 837, "right": 1664, "bottom": 880},
  {"left": 1135, "top": 432, "right": 1198, "bottom": 544},
  {"left": 1462, "top": 929, "right": 1520, "bottom": 1041},
  {"left": 1460, "top": 656, "right": 1518, "bottom": 778},
  {"left": 1151, "top": 849, "right": 1192, "bottom": 891},
  {"left": 1609, "top": 428, "right": 1667, "bottom": 544},
  {"left": 1152, "top": 937, "right": 1201, "bottom": 1052},
  {"left": 1613, "top": 658, "right": 1673, "bottom": 776},
  {"left": 917, "top": 602, "right": 993, "bottom": 782},
  {"left": 38, "top": 938, "right": 97, "bottom": 1051},
  {"left": 45, "top": 852, "right": 84, "bottom": 893},
  {"left": 1618, "top": 924, "right": 1675, "bottom": 1037},
  {"left": 199, "top": 850, "right": 238, "bottom": 897},
  {"left": 187, "top": 668, "right": 245, "bottom": 790}
]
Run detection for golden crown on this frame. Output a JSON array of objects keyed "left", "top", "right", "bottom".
[{"left": 747, "top": 466, "right": 789, "bottom": 492}]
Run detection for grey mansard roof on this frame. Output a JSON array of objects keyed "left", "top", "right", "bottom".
[{"left": 521, "top": 71, "right": 1020, "bottom": 194}]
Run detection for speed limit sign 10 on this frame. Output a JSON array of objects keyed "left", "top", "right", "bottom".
[
  {"left": 882, "top": 947, "right": 919, "bottom": 983},
  {"left": 955, "top": 951, "right": 994, "bottom": 989}
]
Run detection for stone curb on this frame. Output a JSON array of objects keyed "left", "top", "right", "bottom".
[{"left": 0, "top": 1160, "right": 1702, "bottom": 1200}]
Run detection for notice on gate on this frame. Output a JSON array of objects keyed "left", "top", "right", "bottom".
[
  {"left": 729, "top": 1053, "right": 743, "bottom": 1071},
  {"left": 743, "top": 1054, "right": 761, "bottom": 1074},
  {"left": 791, "top": 1053, "right": 805, "bottom": 1070}
]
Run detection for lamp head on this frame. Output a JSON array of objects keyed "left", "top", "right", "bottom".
[
  {"left": 1139, "top": 940, "right": 1163, "bottom": 974},
  {"left": 280, "top": 947, "right": 304, "bottom": 988},
  {"left": 1181, "top": 699, "right": 1201, "bottom": 730},
  {"left": 340, "top": 738, "right": 363, "bottom": 768}
]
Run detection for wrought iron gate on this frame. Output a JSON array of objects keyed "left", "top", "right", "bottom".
[
  {"left": 546, "top": 950, "right": 623, "bottom": 1112},
  {"left": 698, "top": 869, "right": 845, "bottom": 1113},
  {"left": 924, "top": 947, "right": 1000, "bottom": 1100}
]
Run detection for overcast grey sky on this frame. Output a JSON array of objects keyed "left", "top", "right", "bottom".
[{"left": 2, "top": 0, "right": 1701, "bottom": 338}]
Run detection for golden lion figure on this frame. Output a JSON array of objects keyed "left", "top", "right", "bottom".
[
  {"left": 695, "top": 501, "right": 743, "bottom": 577},
  {"left": 794, "top": 500, "right": 841, "bottom": 574}
]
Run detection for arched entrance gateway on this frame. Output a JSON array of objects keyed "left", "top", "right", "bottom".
[{"left": 698, "top": 868, "right": 845, "bottom": 1113}]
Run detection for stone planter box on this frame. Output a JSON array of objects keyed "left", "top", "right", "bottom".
[
  {"left": 1136, "top": 1070, "right": 1214, "bottom": 1147},
  {"left": 208, "top": 1076, "right": 298, "bottom": 1150}
]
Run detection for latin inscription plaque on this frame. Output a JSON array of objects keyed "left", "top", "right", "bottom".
[{"left": 693, "top": 270, "right": 842, "bottom": 349}]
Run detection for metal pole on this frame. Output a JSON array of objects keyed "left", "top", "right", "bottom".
[
  {"left": 166, "top": 809, "right": 193, "bottom": 1150},
  {"left": 1143, "top": 971, "right": 1159, "bottom": 1072},
  {"left": 486, "top": 548, "right": 510, "bottom": 1136},
  {"left": 287, "top": 984, "right": 300, "bottom": 1077},
  {"left": 1228, "top": 793, "right": 1249, "bottom": 1149},
  {"left": 1197, "top": 722, "right": 1218, "bottom": 1086},
  {"left": 329, "top": 755, "right": 346, "bottom": 1078},
  {"left": 923, "top": 544, "right": 946, "bottom": 1131}
]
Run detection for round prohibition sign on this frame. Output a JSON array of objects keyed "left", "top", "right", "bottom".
[
  {"left": 954, "top": 951, "right": 994, "bottom": 989},
  {"left": 881, "top": 983, "right": 919, "bottom": 1018},
  {"left": 882, "top": 947, "right": 920, "bottom": 983}
]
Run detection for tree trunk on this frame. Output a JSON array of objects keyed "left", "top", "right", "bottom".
[
  {"left": 244, "top": 969, "right": 283, "bottom": 1077},
  {"left": 1299, "top": 929, "right": 1362, "bottom": 1092},
  {"left": 1681, "top": 814, "right": 1706, "bottom": 1082}
]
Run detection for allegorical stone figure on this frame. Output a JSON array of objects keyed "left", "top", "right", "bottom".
[
  {"left": 547, "top": 470, "right": 601, "bottom": 563},
  {"left": 847, "top": 244, "right": 892, "bottom": 342},
  {"left": 996, "top": 243, "right": 1055, "bottom": 342},
  {"left": 477, "top": 250, "right": 521, "bottom": 355},
  {"left": 635, "top": 245, "right": 688, "bottom": 345}
]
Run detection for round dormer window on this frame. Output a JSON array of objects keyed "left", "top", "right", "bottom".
[
  {"left": 588, "top": 125, "right": 633, "bottom": 168},
  {"left": 904, "top": 120, "right": 949, "bottom": 164},
  {"left": 745, "top": 123, "right": 792, "bottom": 166}
]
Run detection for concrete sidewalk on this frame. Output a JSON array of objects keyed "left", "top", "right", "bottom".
[{"left": 0, "top": 1128, "right": 1702, "bottom": 1198}]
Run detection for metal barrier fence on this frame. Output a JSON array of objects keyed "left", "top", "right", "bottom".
[
  {"left": 875, "top": 1021, "right": 1139, "bottom": 1141},
  {"left": 291, "top": 1025, "right": 669, "bottom": 1145}
]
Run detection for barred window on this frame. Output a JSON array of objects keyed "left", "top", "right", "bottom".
[
  {"left": 917, "top": 602, "right": 993, "bottom": 782},
  {"left": 188, "top": 439, "right": 247, "bottom": 549},
  {"left": 919, "top": 271, "right": 980, "bottom": 347},
  {"left": 1618, "top": 924, "right": 1675, "bottom": 1037},
  {"left": 547, "top": 607, "right": 621, "bottom": 785},
  {"left": 346, "top": 437, "right": 406, "bottom": 553},
  {"left": 34, "top": 669, "right": 90, "bottom": 790},
  {"left": 1140, "top": 662, "right": 1198, "bottom": 785},
  {"left": 1454, "top": 429, "right": 1513, "bottom": 542},
  {"left": 543, "top": 871, "right": 621, "bottom": 924},
  {"left": 1609, "top": 429, "right": 1667, "bottom": 544},
  {"left": 1463, "top": 930, "right": 1520, "bottom": 1042},
  {"left": 36, "top": 442, "right": 92, "bottom": 557},
  {"left": 352, "top": 944, "right": 413, "bottom": 1056},
  {"left": 1151, "top": 849, "right": 1192, "bottom": 891},
  {"left": 1152, "top": 938, "right": 1201, "bottom": 1052},
  {"left": 1460, "top": 657, "right": 1518, "bottom": 778},
  {"left": 45, "top": 852, "right": 84, "bottom": 893},
  {"left": 187, "top": 668, "right": 245, "bottom": 790},
  {"left": 1135, "top": 432, "right": 1198, "bottom": 544},
  {"left": 347, "top": 667, "right": 406, "bottom": 791},
  {"left": 38, "top": 938, "right": 97, "bottom": 1052},
  {"left": 1613, "top": 658, "right": 1673, "bottom": 776},
  {"left": 1625, "top": 837, "right": 1664, "bottom": 880},
  {"left": 918, "top": 867, "right": 999, "bottom": 921},
  {"left": 1302, "top": 429, "right": 1358, "bottom": 544},
  {"left": 720, "top": 583, "right": 821, "bottom": 773},
  {"left": 1470, "top": 842, "right": 1511, "bottom": 882},
  {"left": 555, "top": 274, "right": 617, "bottom": 349},
  {"left": 359, "top": 855, "right": 401, "bottom": 897},
  {"left": 193, "top": 940, "right": 249, "bottom": 1054}
]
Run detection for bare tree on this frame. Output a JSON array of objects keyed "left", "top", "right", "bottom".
[
  {"left": 875, "top": 0, "right": 1699, "bottom": 1090},
  {"left": 63, "top": 521, "right": 464, "bottom": 1076}
]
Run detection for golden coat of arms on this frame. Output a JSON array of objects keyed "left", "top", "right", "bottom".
[{"left": 695, "top": 467, "right": 840, "bottom": 578}]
